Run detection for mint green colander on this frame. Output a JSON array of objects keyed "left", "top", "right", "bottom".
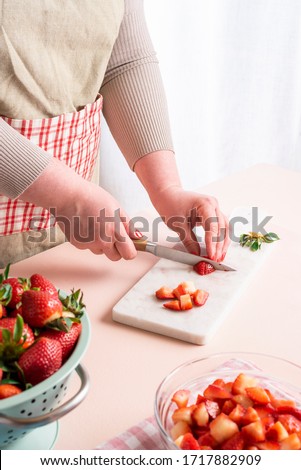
[{"left": 0, "top": 312, "right": 90, "bottom": 449}]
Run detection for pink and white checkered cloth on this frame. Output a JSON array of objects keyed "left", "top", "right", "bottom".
[{"left": 96, "top": 358, "right": 265, "bottom": 450}]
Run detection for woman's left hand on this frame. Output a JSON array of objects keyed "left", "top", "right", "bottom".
[{"left": 153, "top": 187, "right": 230, "bottom": 262}]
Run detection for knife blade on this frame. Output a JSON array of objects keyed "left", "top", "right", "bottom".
[{"left": 133, "top": 239, "right": 236, "bottom": 272}]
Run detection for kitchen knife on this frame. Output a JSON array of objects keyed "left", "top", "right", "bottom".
[{"left": 133, "top": 239, "right": 236, "bottom": 272}]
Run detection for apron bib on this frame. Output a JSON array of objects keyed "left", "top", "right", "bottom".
[{"left": 0, "top": 95, "right": 103, "bottom": 236}]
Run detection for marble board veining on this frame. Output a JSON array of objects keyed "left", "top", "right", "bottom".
[{"left": 112, "top": 207, "right": 275, "bottom": 345}]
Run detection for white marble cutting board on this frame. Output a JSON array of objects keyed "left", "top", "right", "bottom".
[{"left": 112, "top": 207, "right": 276, "bottom": 345}]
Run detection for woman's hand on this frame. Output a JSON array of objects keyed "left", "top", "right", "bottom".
[
  {"left": 21, "top": 158, "right": 138, "bottom": 261},
  {"left": 152, "top": 186, "right": 230, "bottom": 262},
  {"left": 134, "top": 150, "right": 230, "bottom": 262}
]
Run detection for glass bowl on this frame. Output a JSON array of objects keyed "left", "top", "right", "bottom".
[{"left": 154, "top": 352, "right": 301, "bottom": 450}]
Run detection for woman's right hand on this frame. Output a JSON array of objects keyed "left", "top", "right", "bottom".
[{"left": 21, "top": 157, "right": 138, "bottom": 261}]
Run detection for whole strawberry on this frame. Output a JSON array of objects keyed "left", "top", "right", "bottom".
[
  {"left": 22, "top": 290, "right": 63, "bottom": 328},
  {"left": 40, "top": 322, "right": 82, "bottom": 362},
  {"left": 193, "top": 260, "right": 215, "bottom": 276},
  {"left": 0, "top": 384, "right": 22, "bottom": 399},
  {"left": 30, "top": 274, "right": 58, "bottom": 298},
  {"left": 18, "top": 337, "right": 62, "bottom": 386},
  {"left": 2, "top": 278, "right": 29, "bottom": 309},
  {"left": 0, "top": 316, "right": 34, "bottom": 350}
]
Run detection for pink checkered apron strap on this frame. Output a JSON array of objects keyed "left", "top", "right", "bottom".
[{"left": 0, "top": 95, "right": 103, "bottom": 236}]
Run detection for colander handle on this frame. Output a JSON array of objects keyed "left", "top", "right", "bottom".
[{"left": 0, "top": 364, "right": 89, "bottom": 429}]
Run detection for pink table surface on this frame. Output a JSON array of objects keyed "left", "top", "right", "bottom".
[{"left": 9, "top": 163, "right": 301, "bottom": 450}]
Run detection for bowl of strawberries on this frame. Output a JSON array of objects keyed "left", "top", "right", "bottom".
[
  {"left": 155, "top": 352, "right": 301, "bottom": 451},
  {"left": 0, "top": 265, "right": 90, "bottom": 449}
]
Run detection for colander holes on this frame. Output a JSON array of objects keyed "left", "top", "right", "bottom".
[
  {"left": 12, "top": 437, "right": 18, "bottom": 441},
  {"left": 42, "top": 407, "right": 46, "bottom": 412},
  {"left": 7, "top": 430, "right": 13, "bottom": 434},
  {"left": 43, "top": 391, "right": 47, "bottom": 395},
  {"left": 64, "top": 386, "right": 67, "bottom": 391},
  {"left": 3, "top": 440, "right": 8, "bottom": 444},
  {"left": 53, "top": 385, "right": 57, "bottom": 390},
  {"left": 43, "top": 399, "right": 47, "bottom": 403},
  {"left": 27, "top": 412, "right": 32, "bottom": 416},
  {"left": 31, "top": 399, "right": 36, "bottom": 403},
  {"left": 22, "top": 432, "right": 26, "bottom": 435},
  {"left": 55, "top": 394, "right": 59, "bottom": 399},
  {"left": 8, "top": 435, "right": 13, "bottom": 440},
  {"left": 60, "top": 384, "right": 64, "bottom": 388},
  {"left": 20, "top": 410, "right": 26, "bottom": 414},
  {"left": 57, "top": 401, "right": 61, "bottom": 405},
  {"left": 49, "top": 408, "right": 53, "bottom": 412}
]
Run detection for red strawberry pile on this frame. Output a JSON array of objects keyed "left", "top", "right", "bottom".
[
  {"left": 156, "top": 281, "right": 209, "bottom": 311},
  {"left": 169, "top": 373, "right": 301, "bottom": 450},
  {"left": 0, "top": 265, "right": 85, "bottom": 399}
]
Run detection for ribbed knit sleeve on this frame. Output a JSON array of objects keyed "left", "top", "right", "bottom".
[
  {"left": 100, "top": 0, "right": 174, "bottom": 170},
  {"left": 0, "top": 118, "right": 52, "bottom": 199}
]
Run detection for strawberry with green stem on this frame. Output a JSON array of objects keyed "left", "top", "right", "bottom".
[
  {"left": 0, "top": 263, "right": 30, "bottom": 309},
  {"left": 239, "top": 232, "right": 280, "bottom": 252},
  {"left": 0, "top": 315, "right": 34, "bottom": 365}
]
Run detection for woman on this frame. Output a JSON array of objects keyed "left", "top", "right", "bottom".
[{"left": 0, "top": 0, "right": 230, "bottom": 268}]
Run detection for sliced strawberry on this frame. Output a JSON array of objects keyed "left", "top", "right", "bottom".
[
  {"left": 233, "top": 393, "right": 254, "bottom": 409},
  {"left": 204, "top": 384, "right": 232, "bottom": 401},
  {"left": 163, "top": 300, "right": 181, "bottom": 311},
  {"left": 192, "top": 289, "right": 209, "bottom": 307},
  {"left": 0, "top": 384, "right": 22, "bottom": 399},
  {"left": 266, "top": 421, "right": 289, "bottom": 442},
  {"left": 245, "top": 387, "right": 271, "bottom": 405},
  {"left": 209, "top": 413, "right": 239, "bottom": 444},
  {"left": 242, "top": 421, "right": 265, "bottom": 443},
  {"left": 196, "top": 394, "right": 206, "bottom": 404},
  {"left": 179, "top": 294, "right": 193, "bottom": 310},
  {"left": 192, "top": 402, "right": 209, "bottom": 427},
  {"left": 180, "top": 433, "right": 200, "bottom": 450},
  {"left": 170, "top": 421, "right": 191, "bottom": 441},
  {"left": 276, "top": 405, "right": 301, "bottom": 421},
  {"left": 221, "top": 432, "right": 245, "bottom": 450},
  {"left": 171, "top": 389, "right": 190, "bottom": 409},
  {"left": 18, "top": 337, "right": 62, "bottom": 386},
  {"left": 193, "top": 261, "right": 215, "bottom": 276},
  {"left": 213, "top": 378, "right": 226, "bottom": 387},
  {"left": 254, "top": 403, "right": 277, "bottom": 419},
  {"left": 232, "top": 373, "right": 258, "bottom": 395},
  {"left": 172, "top": 287, "right": 183, "bottom": 300},
  {"left": 155, "top": 286, "right": 175, "bottom": 300}
]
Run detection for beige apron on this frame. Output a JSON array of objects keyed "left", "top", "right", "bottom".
[{"left": 0, "top": 0, "right": 124, "bottom": 268}]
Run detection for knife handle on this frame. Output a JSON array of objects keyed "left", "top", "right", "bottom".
[{"left": 132, "top": 238, "right": 148, "bottom": 252}]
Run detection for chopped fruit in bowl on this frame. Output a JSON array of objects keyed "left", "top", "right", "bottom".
[{"left": 154, "top": 353, "right": 301, "bottom": 450}]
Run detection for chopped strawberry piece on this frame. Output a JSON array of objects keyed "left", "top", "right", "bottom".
[
  {"left": 233, "top": 393, "right": 254, "bottom": 409},
  {"left": 203, "top": 384, "right": 232, "bottom": 401},
  {"left": 257, "top": 441, "right": 280, "bottom": 450},
  {"left": 171, "top": 389, "right": 190, "bottom": 409},
  {"left": 278, "top": 414, "right": 301, "bottom": 434},
  {"left": 210, "top": 413, "right": 239, "bottom": 444},
  {"left": 232, "top": 373, "right": 258, "bottom": 395},
  {"left": 0, "top": 384, "right": 22, "bottom": 399},
  {"left": 222, "top": 400, "right": 236, "bottom": 415},
  {"left": 170, "top": 421, "right": 191, "bottom": 441},
  {"left": 242, "top": 421, "right": 265, "bottom": 443},
  {"left": 180, "top": 294, "right": 193, "bottom": 310},
  {"left": 155, "top": 286, "right": 175, "bottom": 300},
  {"left": 198, "top": 432, "right": 218, "bottom": 449},
  {"left": 172, "top": 287, "right": 183, "bottom": 300},
  {"left": 221, "top": 432, "right": 245, "bottom": 450},
  {"left": 241, "top": 407, "right": 260, "bottom": 425},
  {"left": 193, "top": 289, "right": 209, "bottom": 307},
  {"left": 266, "top": 421, "right": 289, "bottom": 442},
  {"left": 193, "top": 261, "right": 215, "bottom": 276},
  {"left": 192, "top": 402, "right": 209, "bottom": 427},
  {"left": 205, "top": 399, "right": 220, "bottom": 419},
  {"left": 172, "top": 406, "right": 196, "bottom": 426},
  {"left": 276, "top": 405, "right": 301, "bottom": 421},
  {"left": 213, "top": 378, "right": 226, "bottom": 387},
  {"left": 196, "top": 394, "right": 206, "bottom": 404},
  {"left": 163, "top": 300, "right": 181, "bottom": 311},
  {"left": 254, "top": 404, "right": 277, "bottom": 419},
  {"left": 177, "top": 281, "right": 196, "bottom": 295},
  {"left": 280, "top": 433, "right": 301, "bottom": 450},
  {"left": 229, "top": 404, "right": 246, "bottom": 425},
  {"left": 180, "top": 433, "right": 200, "bottom": 450},
  {"left": 199, "top": 445, "right": 213, "bottom": 450},
  {"left": 246, "top": 387, "right": 271, "bottom": 405}
]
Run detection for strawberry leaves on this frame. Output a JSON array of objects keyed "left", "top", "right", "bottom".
[{"left": 239, "top": 232, "right": 280, "bottom": 252}]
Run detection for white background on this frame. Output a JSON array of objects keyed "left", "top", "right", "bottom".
[{"left": 99, "top": 0, "right": 301, "bottom": 215}]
